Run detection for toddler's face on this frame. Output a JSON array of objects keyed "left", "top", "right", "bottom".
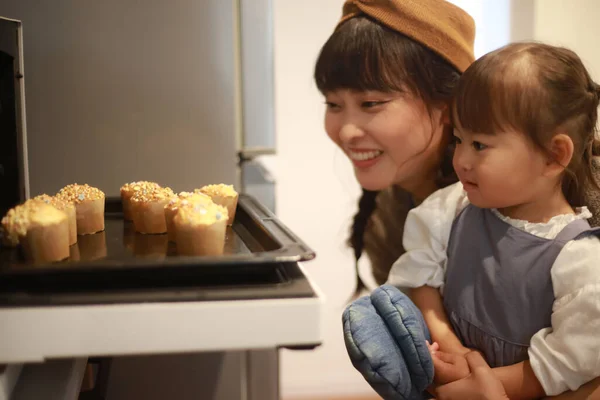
[
  {"left": 452, "top": 129, "right": 548, "bottom": 209},
  {"left": 324, "top": 89, "right": 447, "bottom": 191}
]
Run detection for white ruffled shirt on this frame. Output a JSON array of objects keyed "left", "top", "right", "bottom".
[{"left": 387, "top": 182, "right": 600, "bottom": 396}]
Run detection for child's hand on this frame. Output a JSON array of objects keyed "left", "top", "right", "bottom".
[
  {"left": 431, "top": 350, "right": 470, "bottom": 385},
  {"left": 426, "top": 340, "right": 476, "bottom": 385},
  {"left": 426, "top": 340, "right": 440, "bottom": 354},
  {"left": 435, "top": 351, "right": 509, "bottom": 400},
  {"left": 426, "top": 340, "right": 470, "bottom": 356}
]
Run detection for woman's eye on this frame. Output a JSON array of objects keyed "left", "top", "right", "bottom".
[
  {"left": 325, "top": 101, "right": 340, "bottom": 110},
  {"left": 473, "top": 141, "right": 487, "bottom": 151},
  {"left": 361, "top": 101, "right": 387, "bottom": 108}
]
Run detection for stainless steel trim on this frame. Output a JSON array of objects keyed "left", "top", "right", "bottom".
[
  {"left": 14, "top": 19, "right": 30, "bottom": 200},
  {"left": 238, "top": 147, "right": 276, "bottom": 162},
  {"left": 239, "top": 0, "right": 275, "bottom": 152},
  {"left": 0, "top": 17, "right": 30, "bottom": 200}
]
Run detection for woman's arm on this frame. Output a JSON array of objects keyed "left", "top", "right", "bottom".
[{"left": 410, "top": 285, "right": 467, "bottom": 355}]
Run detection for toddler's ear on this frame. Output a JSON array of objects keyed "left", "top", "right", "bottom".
[
  {"left": 545, "top": 133, "right": 574, "bottom": 177},
  {"left": 441, "top": 104, "right": 451, "bottom": 125}
]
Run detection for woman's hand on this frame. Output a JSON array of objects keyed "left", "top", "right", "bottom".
[{"left": 435, "top": 351, "right": 509, "bottom": 400}]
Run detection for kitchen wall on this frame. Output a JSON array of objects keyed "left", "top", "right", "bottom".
[
  {"left": 271, "top": 1, "right": 366, "bottom": 397},
  {"left": 271, "top": 1, "right": 511, "bottom": 398},
  {"left": 533, "top": 0, "right": 600, "bottom": 79}
]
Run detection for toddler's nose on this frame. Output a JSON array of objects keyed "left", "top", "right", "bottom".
[{"left": 453, "top": 146, "right": 472, "bottom": 172}]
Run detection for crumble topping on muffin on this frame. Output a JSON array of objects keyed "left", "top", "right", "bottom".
[
  {"left": 57, "top": 184, "right": 105, "bottom": 203},
  {"left": 131, "top": 186, "right": 175, "bottom": 203},
  {"left": 28, "top": 202, "right": 68, "bottom": 226},
  {"left": 197, "top": 184, "right": 237, "bottom": 198},
  {"left": 166, "top": 192, "right": 212, "bottom": 210},
  {"left": 121, "top": 181, "right": 161, "bottom": 194},
  {"left": 1, "top": 199, "right": 48, "bottom": 245},
  {"left": 176, "top": 202, "right": 228, "bottom": 226},
  {"left": 34, "top": 194, "right": 74, "bottom": 212}
]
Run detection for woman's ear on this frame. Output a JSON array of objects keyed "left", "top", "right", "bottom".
[{"left": 544, "top": 133, "right": 574, "bottom": 177}]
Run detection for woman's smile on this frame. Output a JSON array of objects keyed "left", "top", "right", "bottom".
[{"left": 347, "top": 149, "right": 384, "bottom": 168}]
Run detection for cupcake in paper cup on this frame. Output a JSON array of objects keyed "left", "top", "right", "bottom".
[
  {"left": 174, "top": 201, "right": 228, "bottom": 256},
  {"left": 130, "top": 186, "right": 175, "bottom": 234},
  {"left": 164, "top": 191, "right": 213, "bottom": 242},
  {"left": 196, "top": 184, "right": 238, "bottom": 225},
  {"left": 20, "top": 201, "right": 70, "bottom": 264},
  {"left": 1, "top": 202, "right": 33, "bottom": 247},
  {"left": 35, "top": 194, "right": 77, "bottom": 246},
  {"left": 120, "top": 181, "right": 161, "bottom": 221},
  {"left": 56, "top": 184, "right": 105, "bottom": 235}
]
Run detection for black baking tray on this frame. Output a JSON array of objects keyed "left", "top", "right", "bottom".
[
  {"left": 0, "top": 262, "right": 318, "bottom": 307},
  {"left": 0, "top": 194, "right": 316, "bottom": 295}
]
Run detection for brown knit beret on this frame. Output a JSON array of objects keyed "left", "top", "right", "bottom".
[{"left": 338, "top": 0, "right": 476, "bottom": 73}]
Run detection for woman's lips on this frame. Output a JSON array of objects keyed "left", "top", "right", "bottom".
[{"left": 347, "top": 149, "right": 383, "bottom": 168}]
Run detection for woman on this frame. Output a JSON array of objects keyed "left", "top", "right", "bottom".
[{"left": 314, "top": 0, "right": 600, "bottom": 398}]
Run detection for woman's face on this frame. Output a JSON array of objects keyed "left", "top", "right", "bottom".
[{"left": 324, "top": 89, "right": 448, "bottom": 191}]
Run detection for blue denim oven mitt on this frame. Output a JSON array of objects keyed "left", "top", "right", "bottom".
[{"left": 342, "top": 285, "right": 434, "bottom": 400}]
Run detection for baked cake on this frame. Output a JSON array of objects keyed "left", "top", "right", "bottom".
[
  {"left": 164, "top": 191, "right": 213, "bottom": 242},
  {"left": 34, "top": 194, "right": 77, "bottom": 246},
  {"left": 56, "top": 184, "right": 105, "bottom": 235},
  {"left": 20, "top": 201, "right": 70, "bottom": 264},
  {"left": 120, "top": 181, "right": 161, "bottom": 221},
  {"left": 197, "top": 184, "right": 238, "bottom": 225},
  {"left": 1, "top": 202, "right": 32, "bottom": 247},
  {"left": 130, "top": 186, "right": 175, "bottom": 234},
  {"left": 173, "top": 201, "right": 228, "bottom": 256}
]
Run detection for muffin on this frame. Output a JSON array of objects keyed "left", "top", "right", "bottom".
[
  {"left": 34, "top": 194, "right": 77, "bottom": 246},
  {"left": 130, "top": 186, "right": 175, "bottom": 234},
  {"left": 20, "top": 201, "right": 70, "bottom": 264},
  {"left": 164, "top": 191, "right": 213, "bottom": 242},
  {"left": 1, "top": 202, "right": 32, "bottom": 247},
  {"left": 120, "top": 181, "right": 161, "bottom": 221},
  {"left": 57, "top": 184, "right": 105, "bottom": 235},
  {"left": 197, "top": 184, "right": 238, "bottom": 225},
  {"left": 174, "top": 202, "right": 228, "bottom": 256}
]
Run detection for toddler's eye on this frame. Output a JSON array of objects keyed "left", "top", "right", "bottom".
[{"left": 473, "top": 141, "right": 487, "bottom": 151}]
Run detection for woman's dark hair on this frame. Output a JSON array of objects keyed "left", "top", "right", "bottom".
[
  {"left": 314, "top": 16, "right": 462, "bottom": 295},
  {"left": 453, "top": 42, "right": 600, "bottom": 207}
]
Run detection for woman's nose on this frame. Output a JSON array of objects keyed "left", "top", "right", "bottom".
[{"left": 339, "top": 121, "right": 365, "bottom": 143}]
